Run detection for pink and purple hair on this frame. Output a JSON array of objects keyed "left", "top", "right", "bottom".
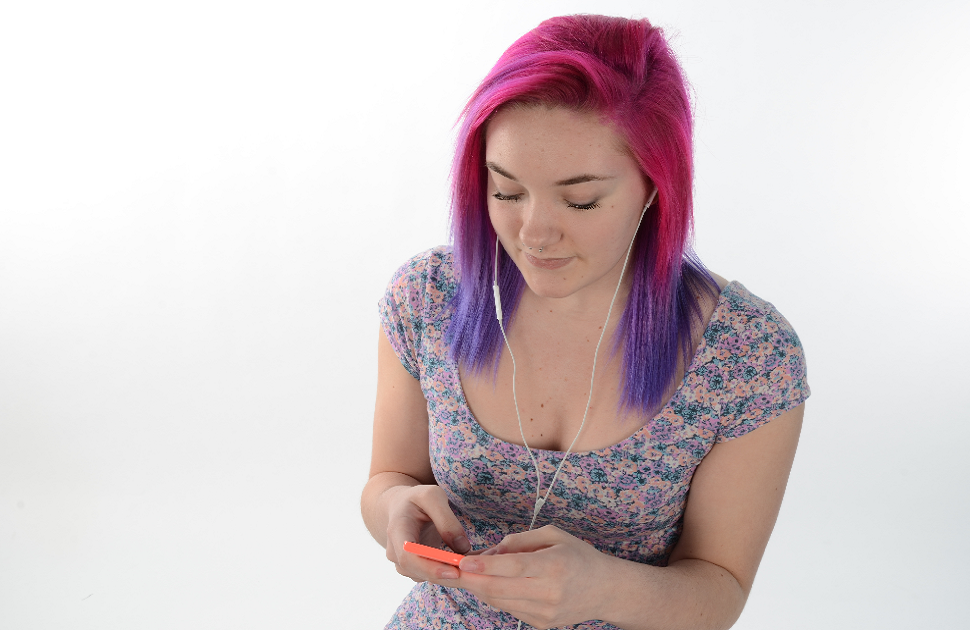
[{"left": 446, "top": 14, "right": 718, "bottom": 418}]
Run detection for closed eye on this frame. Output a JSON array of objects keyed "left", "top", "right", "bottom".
[
  {"left": 566, "top": 200, "right": 601, "bottom": 211},
  {"left": 492, "top": 191, "right": 600, "bottom": 211}
]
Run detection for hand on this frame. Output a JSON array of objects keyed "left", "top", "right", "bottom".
[
  {"left": 383, "top": 484, "right": 472, "bottom": 584},
  {"left": 454, "top": 525, "right": 616, "bottom": 629}
]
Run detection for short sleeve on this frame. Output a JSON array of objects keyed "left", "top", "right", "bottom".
[
  {"left": 378, "top": 259, "right": 425, "bottom": 379},
  {"left": 377, "top": 247, "right": 457, "bottom": 380},
  {"left": 716, "top": 289, "right": 810, "bottom": 442}
]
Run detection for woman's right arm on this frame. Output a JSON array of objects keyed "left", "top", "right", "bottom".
[{"left": 360, "top": 327, "right": 472, "bottom": 581}]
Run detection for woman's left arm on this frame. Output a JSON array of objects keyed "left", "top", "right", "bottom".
[{"left": 452, "top": 403, "right": 805, "bottom": 630}]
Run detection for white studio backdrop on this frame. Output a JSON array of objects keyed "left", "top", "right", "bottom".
[{"left": 0, "top": 0, "right": 967, "bottom": 628}]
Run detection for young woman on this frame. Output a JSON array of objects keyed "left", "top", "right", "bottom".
[{"left": 362, "top": 14, "right": 809, "bottom": 630}]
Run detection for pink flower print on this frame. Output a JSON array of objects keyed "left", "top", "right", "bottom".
[
  {"left": 753, "top": 393, "right": 772, "bottom": 409},
  {"left": 507, "top": 466, "right": 526, "bottom": 481},
  {"left": 749, "top": 375, "right": 768, "bottom": 392},
  {"left": 618, "top": 460, "right": 638, "bottom": 475},
  {"left": 619, "top": 489, "right": 646, "bottom": 510}
]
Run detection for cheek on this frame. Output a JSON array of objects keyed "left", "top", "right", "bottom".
[
  {"left": 488, "top": 204, "right": 518, "bottom": 239},
  {"left": 584, "top": 219, "right": 634, "bottom": 259}
]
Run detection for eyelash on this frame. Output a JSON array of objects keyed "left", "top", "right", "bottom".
[{"left": 491, "top": 192, "right": 601, "bottom": 211}]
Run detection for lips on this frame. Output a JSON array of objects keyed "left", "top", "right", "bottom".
[{"left": 524, "top": 252, "right": 572, "bottom": 269}]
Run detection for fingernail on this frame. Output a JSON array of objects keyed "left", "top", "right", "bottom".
[
  {"left": 441, "top": 569, "right": 459, "bottom": 579},
  {"left": 459, "top": 559, "right": 482, "bottom": 573},
  {"left": 453, "top": 536, "right": 470, "bottom": 553}
]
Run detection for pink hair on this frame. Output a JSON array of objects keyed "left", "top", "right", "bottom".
[{"left": 447, "top": 14, "right": 717, "bottom": 416}]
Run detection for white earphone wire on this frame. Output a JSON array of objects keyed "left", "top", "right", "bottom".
[
  {"left": 494, "top": 238, "right": 544, "bottom": 506},
  {"left": 493, "top": 191, "right": 655, "bottom": 630}
]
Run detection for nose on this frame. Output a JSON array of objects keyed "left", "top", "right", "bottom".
[{"left": 518, "top": 197, "right": 561, "bottom": 252}]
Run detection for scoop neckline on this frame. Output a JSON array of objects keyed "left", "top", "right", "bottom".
[{"left": 452, "top": 281, "right": 739, "bottom": 457}]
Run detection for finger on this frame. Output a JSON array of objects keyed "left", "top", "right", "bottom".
[
  {"left": 415, "top": 519, "right": 447, "bottom": 550},
  {"left": 387, "top": 528, "right": 448, "bottom": 568},
  {"left": 386, "top": 524, "right": 441, "bottom": 566},
  {"left": 398, "top": 551, "right": 461, "bottom": 582},
  {"left": 411, "top": 487, "right": 470, "bottom": 553},
  {"left": 457, "top": 572, "right": 539, "bottom": 603},
  {"left": 491, "top": 524, "right": 565, "bottom": 554},
  {"left": 460, "top": 573, "right": 570, "bottom": 629},
  {"left": 459, "top": 550, "right": 539, "bottom": 577},
  {"left": 395, "top": 555, "right": 463, "bottom": 584}
]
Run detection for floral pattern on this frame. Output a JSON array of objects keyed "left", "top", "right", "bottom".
[{"left": 379, "top": 247, "right": 810, "bottom": 630}]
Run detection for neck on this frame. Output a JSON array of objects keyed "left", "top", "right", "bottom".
[{"left": 518, "top": 268, "right": 633, "bottom": 331}]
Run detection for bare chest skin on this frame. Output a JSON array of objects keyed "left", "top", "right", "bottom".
[
  {"left": 459, "top": 275, "right": 727, "bottom": 453},
  {"left": 458, "top": 274, "right": 728, "bottom": 453}
]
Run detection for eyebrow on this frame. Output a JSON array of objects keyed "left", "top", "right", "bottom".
[{"left": 485, "top": 161, "right": 615, "bottom": 187}]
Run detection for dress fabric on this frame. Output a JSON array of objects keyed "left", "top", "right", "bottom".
[{"left": 378, "top": 247, "right": 810, "bottom": 630}]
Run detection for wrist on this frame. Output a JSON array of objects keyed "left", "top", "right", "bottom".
[
  {"left": 590, "top": 551, "right": 629, "bottom": 623},
  {"left": 361, "top": 472, "right": 422, "bottom": 546}
]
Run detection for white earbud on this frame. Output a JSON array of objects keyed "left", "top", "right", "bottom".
[{"left": 493, "top": 238, "right": 503, "bottom": 321}]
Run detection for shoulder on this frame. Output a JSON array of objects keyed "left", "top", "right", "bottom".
[
  {"left": 382, "top": 246, "right": 457, "bottom": 321},
  {"left": 705, "top": 281, "right": 810, "bottom": 441},
  {"left": 716, "top": 282, "right": 805, "bottom": 353},
  {"left": 378, "top": 246, "right": 457, "bottom": 378},
  {"left": 388, "top": 245, "right": 455, "bottom": 281},
  {"left": 708, "top": 271, "right": 730, "bottom": 292}
]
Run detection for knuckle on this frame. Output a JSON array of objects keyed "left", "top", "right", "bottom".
[
  {"left": 417, "top": 484, "right": 440, "bottom": 501},
  {"left": 538, "top": 604, "right": 559, "bottom": 627},
  {"left": 385, "top": 538, "right": 401, "bottom": 563},
  {"left": 394, "top": 562, "right": 421, "bottom": 584},
  {"left": 540, "top": 582, "right": 564, "bottom": 607},
  {"left": 540, "top": 524, "right": 560, "bottom": 536}
]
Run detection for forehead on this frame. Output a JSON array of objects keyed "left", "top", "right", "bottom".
[{"left": 484, "top": 105, "right": 633, "bottom": 179}]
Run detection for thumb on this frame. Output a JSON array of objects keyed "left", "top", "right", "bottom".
[
  {"left": 414, "top": 488, "right": 470, "bottom": 554},
  {"left": 493, "top": 525, "right": 562, "bottom": 554}
]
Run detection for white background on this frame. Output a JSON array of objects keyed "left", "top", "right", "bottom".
[{"left": 1, "top": 0, "right": 968, "bottom": 628}]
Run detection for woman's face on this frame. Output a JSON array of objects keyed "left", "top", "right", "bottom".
[{"left": 485, "top": 105, "right": 651, "bottom": 306}]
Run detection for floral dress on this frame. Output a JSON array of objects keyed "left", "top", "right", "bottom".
[{"left": 378, "top": 247, "right": 810, "bottom": 630}]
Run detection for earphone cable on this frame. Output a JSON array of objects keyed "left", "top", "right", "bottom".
[
  {"left": 493, "top": 202, "right": 649, "bottom": 531},
  {"left": 492, "top": 194, "right": 654, "bottom": 630}
]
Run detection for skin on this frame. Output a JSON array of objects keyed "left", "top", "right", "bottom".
[{"left": 361, "top": 106, "right": 804, "bottom": 630}]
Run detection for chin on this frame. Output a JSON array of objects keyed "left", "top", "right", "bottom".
[
  {"left": 527, "top": 287, "right": 575, "bottom": 300},
  {"left": 520, "top": 274, "right": 580, "bottom": 300}
]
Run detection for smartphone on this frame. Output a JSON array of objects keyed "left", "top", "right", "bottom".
[{"left": 403, "top": 541, "right": 465, "bottom": 567}]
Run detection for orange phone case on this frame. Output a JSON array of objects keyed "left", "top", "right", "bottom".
[{"left": 403, "top": 541, "right": 465, "bottom": 567}]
